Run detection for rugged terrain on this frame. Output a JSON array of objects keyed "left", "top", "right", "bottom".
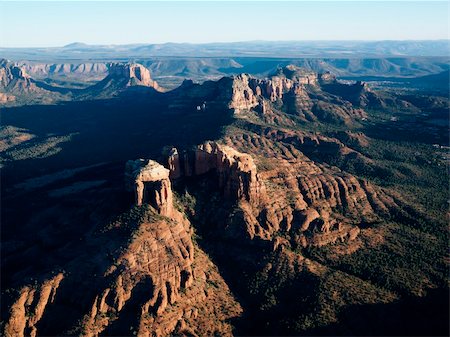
[{"left": 1, "top": 62, "right": 449, "bottom": 336}]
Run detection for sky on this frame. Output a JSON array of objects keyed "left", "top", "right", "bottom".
[{"left": 0, "top": 1, "right": 448, "bottom": 47}]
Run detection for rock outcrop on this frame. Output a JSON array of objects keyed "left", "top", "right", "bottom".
[
  {"left": 125, "top": 159, "right": 173, "bottom": 216},
  {"left": 79, "top": 62, "right": 162, "bottom": 99},
  {"left": 3, "top": 208, "right": 241, "bottom": 337},
  {"left": 81, "top": 215, "right": 195, "bottom": 336},
  {"left": 0, "top": 59, "right": 68, "bottom": 105},
  {"left": 225, "top": 65, "right": 368, "bottom": 125},
  {"left": 229, "top": 72, "right": 303, "bottom": 113},
  {"left": 4, "top": 158, "right": 241, "bottom": 337},
  {"left": 186, "top": 135, "right": 400, "bottom": 246},
  {"left": 109, "top": 63, "right": 156, "bottom": 88},
  {"left": 165, "top": 141, "right": 267, "bottom": 207},
  {"left": 318, "top": 71, "right": 384, "bottom": 107},
  {"left": 21, "top": 62, "right": 108, "bottom": 79},
  {"left": 106, "top": 63, "right": 160, "bottom": 90},
  {"left": 0, "top": 59, "right": 36, "bottom": 97},
  {"left": 228, "top": 66, "right": 320, "bottom": 113},
  {"left": 4, "top": 273, "right": 64, "bottom": 337}
]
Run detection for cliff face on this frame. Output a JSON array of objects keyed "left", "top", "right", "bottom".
[
  {"left": 0, "top": 59, "right": 70, "bottom": 105},
  {"left": 318, "top": 71, "right": 384, "bottom": 107},
  {"left": 0, "top": 59, "right": 36, "bottom": 96},
  {"left": 125, "top": 159, "right": 173, "bottom": 216},
  {"left": 4, "top": 159, "right": 241, "bottom": 337},
  {"left": 107, "top": 63, "right": 160, "bottom": 90},
  {"left": 229, "top": 73, "right": 302, "bottom": 112},
  {"left": 166, "top": 142, "right": 266, "bottom": 207},
  {"left": 217, "top": 132, "right": 400, "bottom": 246},
  {"left": 228, "top": 66, "right": 320, "bottom": 113},
  {"left": 225, "top": 66, "right": 370, "bottom": 126},
  {"left": 163, "top": 140, "right": 397, "bottom": 248},
  {"left": 21, "top": 62, "right": 108, "bottom": 78},
  {"left": 4, "top": 273, "right": 64, "bottom": 337},
  {"left": 81, "top": 215, "right": 195, "bottom": 336},
  {"left": 79, "top": 62, "right": 162, "bottom": 99}
]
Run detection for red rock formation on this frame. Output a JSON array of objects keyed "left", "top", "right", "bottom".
[
  {"left": 229, "top": 72, "right": 302, "bottom": 113},
  {"left": 81, "top": 216, "right": 195, "bottom": 336},
  {"left": 164, "top": 147, "right": 182, "bottom": 179},
  {"left": 4, "top": 158, "right": 241, "bottom": 336},
  {"left": 215, "top": 134, "right": 400, "bottom": 245},
  {"left": 0, "top": 59, "right": 37, "bottom": 94},
  {"left": 21, "top": 62, "right": 108, "bottom": 79},
  {"left": 226, "top": 66, "right": 368, "bottom": 126},
  {"left": 167, "top": 142, "right": 267, "bottom": 207},
  {"left": 125, "top": 159, "right": 173, "bottom": 216},
  {"left": 108, "top": 63, "right": 160, "bottom": 90},
  {"left": 4, "top": 273, "right": 64, "bottom": 337}
]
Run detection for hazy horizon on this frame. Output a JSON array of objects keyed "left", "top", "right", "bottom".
[
  {"left": 2, "top": 39, "right": 450, "bottom": 49},
  {"left": 0, "top": 1, "right": 448, "bottom": 48}
]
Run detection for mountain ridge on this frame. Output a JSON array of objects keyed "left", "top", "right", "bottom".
[{"left": 2, "top": 40, "right": 449, "bottom": 59}]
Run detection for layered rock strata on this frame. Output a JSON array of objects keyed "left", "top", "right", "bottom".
[
  {"left": 125, "top": 159, "right": 173, "bottom": 216},
  {"left": 163, "top": 141, "right": 396, "bottom": 247},
  {"left": 108, "top": 63, "right": 160, "bottom": 90},
  {"left": 0, "top": 59, "right": 37, "bottom": 96},
  {"left": 4, "top": 158, "right": 241, "bottom": 337},
  {"left": 4, "top": 273, "right": 64, "bottom": 337},
  {"left": 166, "top": 142, "right": 266, "bottom": 207},
  {"left": 226, "top": 66, "right": 369, "bottom": 125}
]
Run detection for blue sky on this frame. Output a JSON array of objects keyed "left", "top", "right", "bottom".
[{"left": 0, "top": 1, "right": 448, "bottom": 47}]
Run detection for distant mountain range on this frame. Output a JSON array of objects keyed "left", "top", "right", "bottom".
[{"left": 1, "top": 40, "right": 449, "bottom": 60}]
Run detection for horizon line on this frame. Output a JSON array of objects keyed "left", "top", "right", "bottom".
[{"left": 1, "top": 39, "right": 449, "bottom": 49}]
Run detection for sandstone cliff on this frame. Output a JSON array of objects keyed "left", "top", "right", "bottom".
[
  {"left": 0, "top": 59, "right": 69, "bottom": 105},
  {"left": 225, "top": 65, "right": 368, "bottom": 125},
  {"left": 125, "top": 159, "right": 173, "bottom": 215},
  {"left": 103, "top": 63, "right": 160, "bottom": 90},
  {"left": 163, "top": 140, "right": 397, "bottom": 248},
  {"left": 0, "top": 59, "right": 36, "bottom": 97},
  {"left": 21, "top": 62, "right": 108, "bottom": 79},
  {"left": 3, "top": 160, "right": 241, "bottom": 336},
  {"left": 165, "top": 142, "right": 266, "bottom": 207},
  {"left": 78, "top": 62, "right": 163, "bottom": 99},
  {"left": 4, "top": 273, "right": 64, "bottom": 337},
  {"left": 218, "top": 133, "right": 398, "bottom": 246}
]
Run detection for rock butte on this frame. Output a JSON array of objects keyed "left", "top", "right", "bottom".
[
  {"left": 125, "top": 159, "right": 173, "bottom": 216},
  {"left": 108, "top": 62, "right": 160, "bottom": 90},
  {"left": 138, "top": 141, "right": 394, "bottom": 249},
  {"left": 166, "top": 141, "right": 265, "bottom": 206},
  {"left": 0, "top": 59, "right": 37, "bottom": 99},
  {"left": 5, "top": 155, "right": 241, "bottom": 337}
]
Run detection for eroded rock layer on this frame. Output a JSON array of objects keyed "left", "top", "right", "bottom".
[
  {"left": 108, "top": 63, "right": 160, "bottom": 90},
  {"left": 4, "top": 163, "right": 241, "bottom": 337},
  {"left": 0, "top": 59, "right": 38, "bottom": 100},
  {"left": 163, "top": 140, "right": 398, "bottom": 248},
  {"left": 224, "top": 66, "right": 372, "bottom": 126},
  {"left": 125, "top": 159, "right": 173, "bottom": 216}
]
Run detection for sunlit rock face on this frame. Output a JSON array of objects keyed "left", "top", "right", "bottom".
[
  {"left": 125, "top": 159, "right": 173, "bottom": 216},
  {"left": 108, "top": 63, "right": 160, "bottom": 90},
  {"left": 0, "top": 59, "right": 36, "bottom": 95},
  {"left": 228, "top": 66, "right": 320, "bottom": 113}
]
